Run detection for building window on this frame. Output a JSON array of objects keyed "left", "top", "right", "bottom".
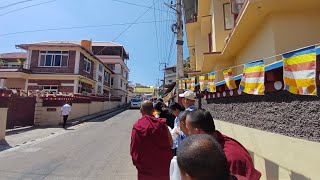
[
  {"left": 169, "top": 80, "right": 173, "bottom": 83},
  {"left": 97, "top": 85, "right": 102, "bottom": 95},
  {"left": 39, "top": 51, "right": 69, "bottom": 67},
  {"left": 111, "top": 77, "right": 114, "bottom": 86},
  {"left": 98, "top": 64, "right": 103, "bottom": 72},
  {"left": 107, "top": 64, "right": 115, "bottom": 70},
  {"left": 42, "top": 86, "right": 58, "bottom": 93},
  {"left": 223, "top": 3, "right": 235, "bottom": 30},
  {"left": 104, "top": 71, "right": 110, "bottom": 84},
  {"left": 98, "top": 75, "right": 103, "bottom": 83},
  {"left": 120, "top": 79, "right": 123, "bottom": 87},
  {"left": 84, "top": 58, "right": 91, "bottom": 73}
]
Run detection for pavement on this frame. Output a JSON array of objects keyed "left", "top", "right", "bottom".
[
  {"left": 0, "top": 109, "right": 140, "bottom": 180},
  {"left": 1, "top": 105, "right": 129, "bottom": 151}
]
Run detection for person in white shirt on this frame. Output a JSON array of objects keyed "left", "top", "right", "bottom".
[{"left": 61, "top": 102, "right": 71, "bottom": 128}]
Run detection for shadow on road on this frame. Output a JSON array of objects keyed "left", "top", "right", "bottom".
[{"left": 0, "top": 139, "right": 13, "bottom": 152}]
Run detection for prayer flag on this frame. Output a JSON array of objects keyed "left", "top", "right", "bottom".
[
  {"left": 223, "top": 68, "right": 237, "bottom": 90},
  {"left": 199, "top": 75, "right": 205, "bottom": 91},
  {"left": 240, "top": 60, "right": 265, "bottom": 95},
  {"left": 283, "top": 46, "right": 317, "bottom": 95},
  {"left": 208, "top": 72, "right": 216, "bottom": 93}
]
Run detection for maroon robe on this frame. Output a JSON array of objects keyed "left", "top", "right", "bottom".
[
  {"left": 216, "top": 130, "right": 261, "bottom": 180},
  {"left": 130, "top": 115, "right": 172, "bottom": 180}
]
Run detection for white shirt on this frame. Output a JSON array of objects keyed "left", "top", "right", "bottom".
[
  {"left": 61, "top": 104, "right": 71, "bottom": 116},
  {"left": 170, "top": 156, "right": 181, "bottom": 180}
]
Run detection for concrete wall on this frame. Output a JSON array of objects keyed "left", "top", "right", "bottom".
[
  {"left": 5, "top": 78, "right": 26, "bottom": 90},
  {"left": 0, "top": 108, "right": 8, "bottom": 140},
  {"left": 202, "top": 89, "right": 320, "bottom": 142},
  {"left": 35, "top": 100, "right": 121, "bottom": 126},
  {"left": 215, "top": 120, "right": 320, "bottom": 180}
]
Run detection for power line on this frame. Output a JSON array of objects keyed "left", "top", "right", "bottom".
[
  {"left": 0, "top": 0, "right": 56, "bottom": 17},
  {"left": 113, "top": 0, "right": 173, "bottom": 13},
  {"left": 0, "top": 0, "right": 38, "bottom": 9},
  {"left": 95, "top": 0, "right": 161, "bottom": 55},
  {"left": 0, "top": 20, "right": 172, "bottom": 37},
  {"left": 152, "top": 0, "right": 161, "bottom": 70}
]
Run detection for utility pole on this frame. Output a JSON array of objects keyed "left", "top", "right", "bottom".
[
  {"left": 160, "top": 62, "right": 168, "bottom": 92},
  {"left": 176, "top": 0, "right": 184, "bottom": 101},
  {"left": 165, "top": 0, "right": 184, "bottom": 101}
]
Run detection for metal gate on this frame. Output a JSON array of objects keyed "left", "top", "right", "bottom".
[{"left": 6, "top": 96, "right": 36, "bottom": 129}]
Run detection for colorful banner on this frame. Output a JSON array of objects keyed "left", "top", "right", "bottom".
[
  {"left": 223, "top": 68, "right": 237, "bottom": 90},
  {"left": 181, "top": 79, "right": 186, "bottom": 89},
  {"left": 283, "top": 46, "right": 316, "bottom": 95},
  {"left": 240, "top": 60, "right": 265, "bottom": 95},
  {"left": 191, "top": 77, "right": 196, "bottom": 91},
  {"left": 208, "top": 72, "right": 216, "bottom": 93},
  {"left": 187, "top": 78, "right": 191, "bottom": 90},
  {"left": 178, "top": 80, "right": 182, "bottom": 90},
  {"left": 199, "top": 75, "right": 205, "bottom": 91}
]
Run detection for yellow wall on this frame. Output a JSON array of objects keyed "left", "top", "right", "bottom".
[
  {"left": 0, "top": 108, "right": 8, "bottom": 140},
  {"left": 234, "top": 15, "right": 276, "bottom": 75},
  {"left": 215, "top": 120, "right": 319, "bottom": 180},
  {"left": 89, "top": 102, "right": 104, "bottom": 115},
  {"left": 211, "top": 0, "right": 231, "bottom": 52},
  {"left": 272, "top": 10, "right": 320, "bottom": 55},
  {"left": 5, "top": 78, "right": 26, "bottom": 90},
  {"left": 35, "top": 101, "right": 121, "bottom": 126}
]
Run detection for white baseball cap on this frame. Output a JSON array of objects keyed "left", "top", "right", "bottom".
[{"left": 179, "top": 90, "right": 196, "bottom": 101}]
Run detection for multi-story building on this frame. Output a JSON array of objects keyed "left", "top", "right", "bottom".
[
  {"left": 0, "top": 52, "right": 28, "bottom": 89},
  {"left": 183, "top": 0, "right": 320, "bottom": 81},
  {"left": 0, "top": 40, "right": 114, "bottom": 95},
  {"left": 164, "top": 65, "right": 176, "bottom": 85},
  {"left": 92, "top": 42, "right": 130, "bottom": 103}
]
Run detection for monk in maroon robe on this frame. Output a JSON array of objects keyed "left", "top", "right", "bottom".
[
  {"left": 185, "top": 109, "right": 261, "bottom": 180},
  {"left": 130, "top": 100, "right": 173, "bottom": 180}
]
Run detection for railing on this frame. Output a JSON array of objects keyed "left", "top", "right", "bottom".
[{"left": 0, "top": 66, "right": 31, "bottom": 73}]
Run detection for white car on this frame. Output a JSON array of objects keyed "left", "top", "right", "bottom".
[{"left": 130, "top": 98, "right": 141, "bottom": 109}]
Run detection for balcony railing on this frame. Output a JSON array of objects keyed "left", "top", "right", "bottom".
[{"left": 0, "top": 66, "right": 31, "bottom": 73}]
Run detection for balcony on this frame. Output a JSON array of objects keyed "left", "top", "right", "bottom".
[
  {"left": 0, "top": 66, "right": 31, "bottom": 74},
  {"left": 183, "top": 0, "right": 198, "bottom": 23}
]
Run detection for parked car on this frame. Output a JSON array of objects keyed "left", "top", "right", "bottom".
[{"left": 130, "top": 98, "right": 141, "bottom": 109}]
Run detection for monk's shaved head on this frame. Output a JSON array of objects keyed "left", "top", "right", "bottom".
[{"left": 141, "top": 100, "right": 154, "bottom": 115}]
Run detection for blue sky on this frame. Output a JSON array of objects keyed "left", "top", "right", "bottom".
[{"left": 0, "top": 0, "right": 189, "bottom": 86}]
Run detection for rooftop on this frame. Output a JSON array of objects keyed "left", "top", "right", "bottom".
[{"left": 0, "top": 52, "right": 27, "bottom": 59}]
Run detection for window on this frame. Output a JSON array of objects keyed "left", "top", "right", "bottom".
[
  {"left": 42, "top": 86, "right": 58, "bottom": 93},
  {"left": 120, "top": 79, "right": 123, "bottom": 87},
  {"left": 231, "top": 0, "right": 245, "bottom": 15},
  {"left": 84, "top": 58, "right": 91, "bottom": 73},
  {"left": 98, "top": 64, "right": 103, "bottom": 72},
  {"left": 97, "top": 85, "right": 102, "bottom": 94},
  {"left": 223, "top": 3, "right": 235, "bottom": 30},
  {"left": 39, "top": 51, "right": 68, "bottom": 67},
  {"left": 104, "top": 71, "right": 110, "bottom": 84},
  {"left": 98, "top": 75, "right": 103, "bottom": 83},
  {"left": 169, "top": 80, "right": 173, "bottom": 83},
  {"left": 111, "top": 77, "right": 114, "bottom": 86},
  {"left": 107, "top": 64, "right": 115, "bottom": 70}
]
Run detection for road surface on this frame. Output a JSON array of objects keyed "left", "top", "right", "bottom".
[{"left": 0, "top": 110, "right": 140, "bottom": 180}]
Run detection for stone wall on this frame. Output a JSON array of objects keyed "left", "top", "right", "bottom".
[{"left": 201, "top": 90, "right": 320, "bottom": 142}]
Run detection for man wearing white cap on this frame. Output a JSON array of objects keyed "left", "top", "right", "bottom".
[{"left": 179, "top": 90, "right": 197, "bottom": 111}]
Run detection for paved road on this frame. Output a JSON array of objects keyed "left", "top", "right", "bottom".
[{"left": 0, "top": 110, "right": 140, "bottom": 180}]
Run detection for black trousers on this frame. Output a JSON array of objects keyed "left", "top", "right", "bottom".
[{"left": 63, "top": 115, "right": 68, "bottom": 128}]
